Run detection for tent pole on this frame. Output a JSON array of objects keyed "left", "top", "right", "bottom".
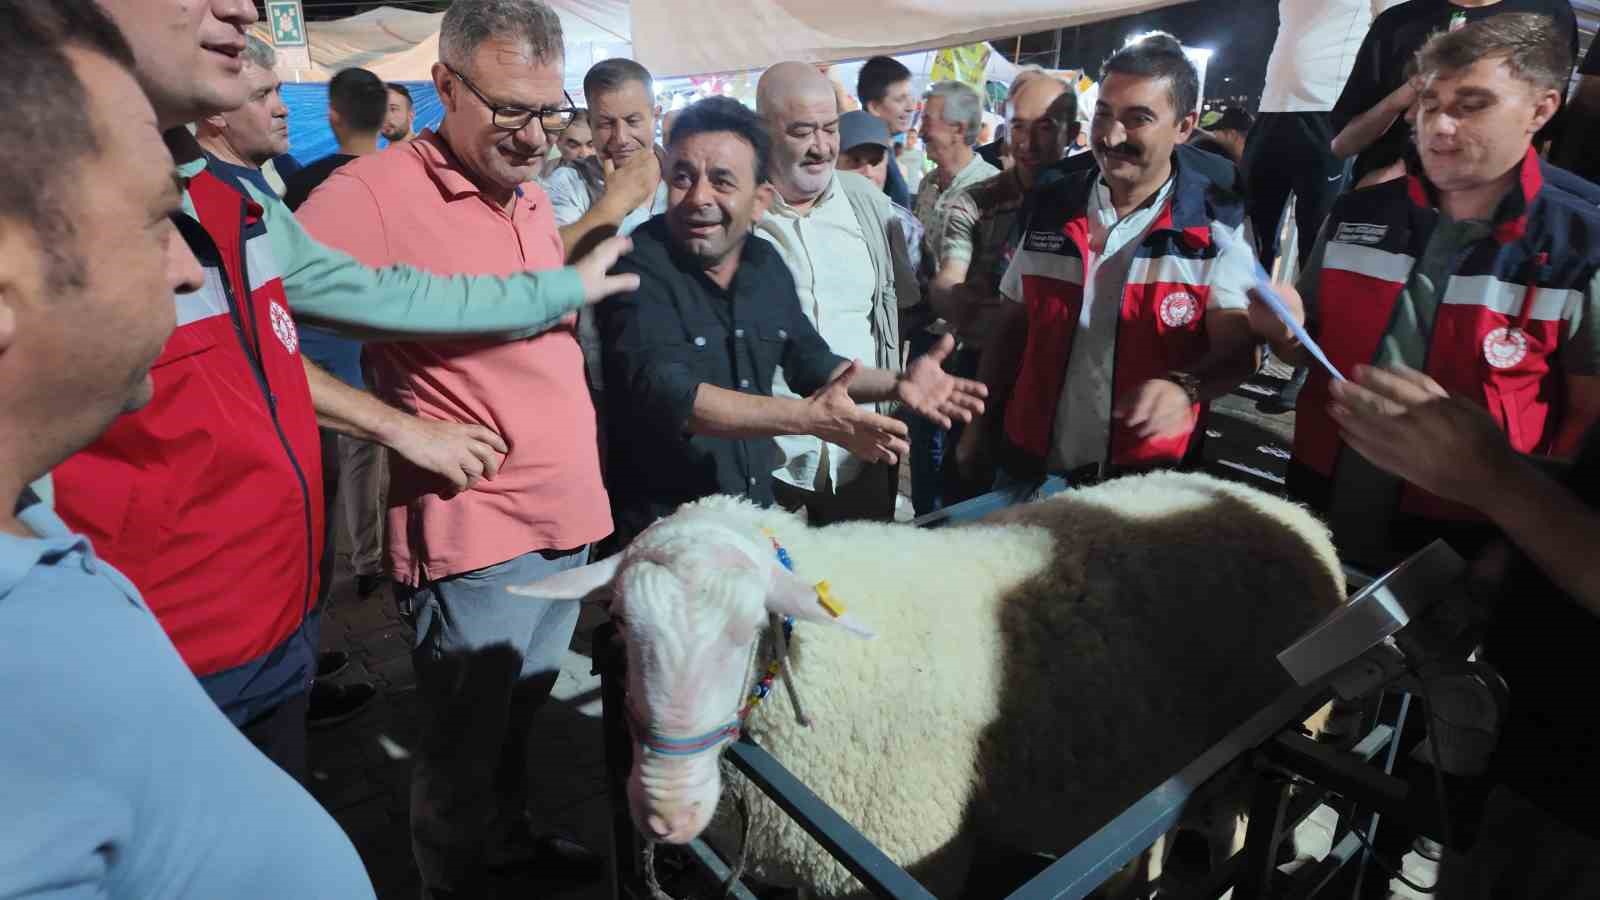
[{"left": 1052, "top": 28, "right": 1062, "bottom": 69}]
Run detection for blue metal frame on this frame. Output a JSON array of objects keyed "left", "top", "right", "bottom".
[{"left": 598, "top": 482, "right": 1438, "bottom": 900}]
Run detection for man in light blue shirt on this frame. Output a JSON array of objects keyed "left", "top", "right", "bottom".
[{"left": 0, "top": 5, "right": 374, "bottom": 896}]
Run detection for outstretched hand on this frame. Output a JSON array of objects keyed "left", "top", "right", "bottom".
[
  {"left": 805, "top": 361, "right": 911, "bottom": 464},
  {"left": 897, "top": 334, "right": 988, "bottom": 429},
  {"left": 1329, "top": 364, "right": 1519, "bottom": 510},
  {"left": 574, "top": 235, "right": 640, "bottom": 306}
]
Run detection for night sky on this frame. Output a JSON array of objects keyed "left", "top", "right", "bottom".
[{"left": 1007, "top": 0, "right": 1282, "bottom": 111}]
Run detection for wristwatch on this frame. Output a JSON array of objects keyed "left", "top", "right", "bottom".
[{"left": 1160, "top": 371, "right": 1201, "bottom": 404}]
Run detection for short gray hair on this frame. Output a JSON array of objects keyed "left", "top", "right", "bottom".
[
  {"left": 925, "top": 81, "right": 983, "bottom": 147},
  {"left": 440, "top": 0, "right": 565, "bottom": 72},
  {"left": 243, "top": 34, "right": 276, "bottom": 70}
]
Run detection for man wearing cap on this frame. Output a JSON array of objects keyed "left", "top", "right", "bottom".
[
  {"left": 1191, "top": 107, "right": 1252, "bottom": 165},
  {"left": 836, "top": 109, "right": 924, "bottom": 283}
]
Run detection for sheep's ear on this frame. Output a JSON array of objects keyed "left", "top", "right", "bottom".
[
  {"left": 507, "top": 554, "right": 622, "bottom": 604},
  {"left": 764, "top": 565, "right": 875, "bottom": 639}
]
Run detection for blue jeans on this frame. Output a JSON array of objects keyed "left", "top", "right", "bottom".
[
  {"left": 906, "top": 331, "right": 979, "bottom": 517},
  {"left": 396, "top": 546, "right": 589, "bottom": 892}
]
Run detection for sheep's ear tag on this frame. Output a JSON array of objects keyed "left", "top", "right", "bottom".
[{"left": 761, "top": 531, "right": 874, "bottom": 639}]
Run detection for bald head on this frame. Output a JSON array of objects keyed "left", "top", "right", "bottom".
[
  {"left": 759, "top": 61, "right": 842, "bottom": 205},
  {"left": 757, "top": 61, "right": 837, "bottom": 118}
]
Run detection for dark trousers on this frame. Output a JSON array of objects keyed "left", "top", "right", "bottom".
[
  {"left": 905, "top": 331, "right": 980, "bottom": 516},
  {"left": 1242, "top": 111, "right": 1346, "bottom": 270},
  {"left": 241, "top": 689, "right": 310, "bottom": 784}
]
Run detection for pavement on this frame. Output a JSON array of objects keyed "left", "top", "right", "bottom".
[{"left": 305, "top": 361, "right": 1301, "bottom": 900}]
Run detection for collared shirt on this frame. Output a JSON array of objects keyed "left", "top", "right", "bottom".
[
  {"left": 1002, "top": 177, "right": 1253, "bottom": 473},
  {"left": 295, "top": 130, "right": 611, "bottom": 584},
  {"left": 545, "top": 163, "right": 669, "bottom": 236},
  {"left": 940, "top": 166, "right": 1030, "bottom": 346},
  {"left": 0, "top": 493, "right": 374, "bottom": 899},
  {"left": 600, "top": 217, "right": 846, "bottom": 541},
  {"left": 914, "top": 153, "right": 1000, "bottom": 280},
  {"left": 756, "top": 174, "right": 880, "bottom": 492}
]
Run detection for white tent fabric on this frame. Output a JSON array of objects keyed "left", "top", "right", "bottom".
[
  {"left": 630, "top": 0, "right": 1195, "bottom": 78},
  {"left": 261, "top": 1, "right": 1193, "bottom": 88}
]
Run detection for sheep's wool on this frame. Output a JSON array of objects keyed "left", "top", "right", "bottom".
[{"left": 676, "top": 471, "right": 1345, "bottom": 898}]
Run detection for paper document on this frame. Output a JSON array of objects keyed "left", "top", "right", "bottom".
[{"left": 1252, "top": 268, "right": 1346, "bottom": 382}]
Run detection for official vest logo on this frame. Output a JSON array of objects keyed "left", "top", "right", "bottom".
[
  {"left": 269, "top": 301, "right": 299, "bottom": 355},
  {"left": 1482, "top": 327, "right": 1527, "bottom": 370},
  {"left": 1160, "top": 291, "right": 1200, "bottom": 327},
  {"left": 1333, "top": 222, "right": 1388, "bottom": 246}
]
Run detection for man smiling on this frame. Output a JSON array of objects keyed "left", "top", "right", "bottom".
[
  {"left": 601, "top": 97, "right": 986, "bottom": 542},
  {"left": 979, "top": 33, "right": 1258, "bottom": 487},
  {"left": 1257, "top": 14, "right": 1600, "bottom": 572},
  {"left": 293, "top": 1, "right": 623, "bottom": 892}
]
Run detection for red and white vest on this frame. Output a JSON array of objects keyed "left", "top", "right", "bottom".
[
  {"left": 53, "top": 166, "right": 324, "bottom": 681},
  {"left": 1292, "top": 149, "right": 1599, "bottom": 522},
  {"left": 1004, "top": 146, "right": 1247, "bottom": 471}
]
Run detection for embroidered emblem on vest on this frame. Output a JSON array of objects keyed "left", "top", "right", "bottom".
[
  {"left": 1025, "top": 230, "right": 1066, "bottom": 253},
  {"left": 1333, "top": 222, "right": 1388, "bottom": 246},
  {"left": 1159, "top": 291, "right": 1201, "bottom": 327},
  {"left": 1482, "top": 327, "right": 1528, "bottom": 370},
  {"left": 269, "top": 301, "right": 299, "bottom": 355}
]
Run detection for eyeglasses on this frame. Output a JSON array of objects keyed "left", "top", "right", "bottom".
[{"left": 445, "top": 64, "right": 577, "bottom": 133}]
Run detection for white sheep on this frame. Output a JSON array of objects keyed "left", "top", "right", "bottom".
[{"left": 516, "top": 470, "right": 1346, "bottom": 897}]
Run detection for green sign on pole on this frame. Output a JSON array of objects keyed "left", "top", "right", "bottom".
[{"left": 265, "top": 0, "right": 311, "bottom": 70}]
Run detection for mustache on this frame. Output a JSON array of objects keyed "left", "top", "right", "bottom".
[{"left": 1102, "top": 143, "right": 1142, "bottom": 158}]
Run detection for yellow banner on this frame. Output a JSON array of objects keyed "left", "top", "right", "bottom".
[{"left": 930, "top": 43, "right": 992, "bottom": 89}]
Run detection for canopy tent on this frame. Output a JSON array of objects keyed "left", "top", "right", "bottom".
[
  {"left": 631, "top": 0, "right": 1195, "bottom": 78},
  {"left": 256, "top": 1, "right": 1192, "bottom": 86}
]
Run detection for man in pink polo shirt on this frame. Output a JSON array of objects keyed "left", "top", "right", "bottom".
[{"left": 294, "top": 0, "right": 608, "bottom": 893}]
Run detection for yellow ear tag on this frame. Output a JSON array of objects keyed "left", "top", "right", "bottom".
[{"left": 814, "top": 580, "right": 845, "bottom": 617}]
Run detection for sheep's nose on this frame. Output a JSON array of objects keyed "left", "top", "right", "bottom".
[{"left": 647, "top": 814, "right": 673, "bottom": 838}]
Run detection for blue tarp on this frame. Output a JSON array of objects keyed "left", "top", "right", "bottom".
[{"left": 280, "top": 80, "right": 444, "bottom": 167}]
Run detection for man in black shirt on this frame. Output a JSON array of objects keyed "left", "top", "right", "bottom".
[
  {"left": 1331, "top": 0, "right": 1577, "bottom": 184},
  {"left": 282, "top": 67, "right": 388, "bottom": 211},
  {"left": 600, "top": 97, "right": 987, "bottom": 543},
  {"left": 1332, "top": 364, "right": 1600, "bottom": 895},
  {"left": 1551, "top": 37, "right": 1600, "bottom": 185}
]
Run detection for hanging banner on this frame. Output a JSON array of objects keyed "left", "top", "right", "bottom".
[
  {"left": 930, "top": 43, "right": 992, "bottom": 89},
  {"left": 265, "top": 0, "right": 312, "bottom": 71}
]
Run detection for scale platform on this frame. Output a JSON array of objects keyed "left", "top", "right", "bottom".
[{"left": 1277, "top": 540, "right": 1468, "bottom": 687}]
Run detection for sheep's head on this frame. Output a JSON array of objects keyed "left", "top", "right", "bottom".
[{"left": 511, "top": 509, "right": 872, "bottom": 845}]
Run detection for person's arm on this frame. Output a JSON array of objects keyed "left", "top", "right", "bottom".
[
  {"left": 1331, "top": 78, "right": 1416, "bottom": 160},
  {"left": 1330, "top": 365, "right": 1600, "bottom": 615},
  {"left": 1249, "top": 220, "right": 1331, "bottom": 368},
  {"left": 599, "top": 264, "right": 909, "bottom": 462},
  {"left": 559, "top": 150, "right": 661, "bottom": 262},
  {"left": 774, "top": 277, "right": 987, "bottom": 427},
  {"left": 302, "top": 359, "right": 508, "bottom": 493},
  {"left": 1116, "top": 226, "right": 1262, "bottom": 439},
  {"left": 928, "top": 192, "right": 980, "bottom": 324},
  {"left": 264, "top": 176, "right": 636, "bottom": 341}
]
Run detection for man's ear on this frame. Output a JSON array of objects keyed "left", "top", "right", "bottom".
[
  {"left": 752, "top": 182, "right": 777, "bottom": 222},
  {"left": 203, "top": 113, "right": 227, "bottom": 131},
  {"left": 430, "top": 62, "right": 454, "bottom": 110},
  {"left": 1530, "top": 88, "right": 1562, "bottom": 135},
  {"left": 0, "top": 219, "right": 28, "bottom": 360},
  {"left": 1175, "top": 109, "right": 1199, "bottom": 142},
  {"left": 327, "top": 107, "right": 344, "bottom": 132}
]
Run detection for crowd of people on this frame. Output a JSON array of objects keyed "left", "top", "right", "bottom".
[{"left": 0, "top": 0, "right": 1598, "bottom": 897}]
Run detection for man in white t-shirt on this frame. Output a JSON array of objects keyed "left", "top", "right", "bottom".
[{"left": 1243, "top": 0, "right": 1400, "bottom": 412}]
